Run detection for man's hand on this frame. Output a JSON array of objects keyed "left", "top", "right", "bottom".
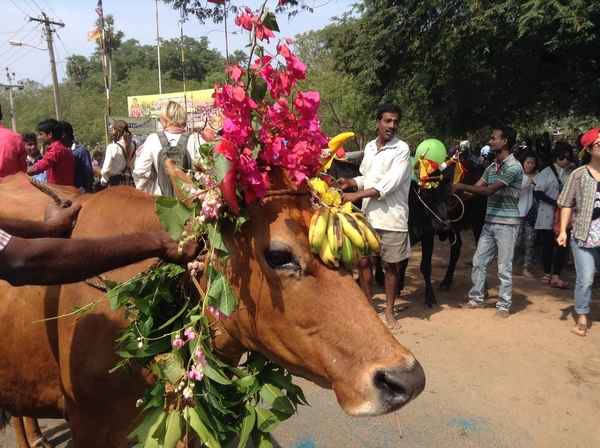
[
  {"left": 336, "top": 177, "right": 356, "bottom": 191},
  {"left": 44, "top": 202, "right": 82, "bottom": 237}
]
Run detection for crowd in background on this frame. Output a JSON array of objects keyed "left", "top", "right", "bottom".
[{"left": 0, "top": 99, "right": 597, "bottom": 336}]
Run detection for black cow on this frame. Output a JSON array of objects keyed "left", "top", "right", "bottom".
[{"left": 437, "top": 160, "right": 486, "bottom": 291}]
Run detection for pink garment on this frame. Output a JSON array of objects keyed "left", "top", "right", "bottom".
[{"left": 0, "top": 124, "right": 27, "bottom": 180}]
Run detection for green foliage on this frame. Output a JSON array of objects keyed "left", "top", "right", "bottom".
[
  {"left": 100, "top": 143, "right": 307, "bottom": 447},
  {"left": 2, "top": 31, "right": 232, "bottom": 150},
  {"left": 324, "top": 0, "right": 600, "bottom": 143}
]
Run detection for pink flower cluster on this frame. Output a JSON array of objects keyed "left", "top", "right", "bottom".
[
  {"left": 187, "top": 348, "right": 207, "bottom": 381},
  {"left": 234, "top": 7, "right": 276, "bottom": 43},
  {"left": 172, "top": 327, "right": 197, "bottom": 347},
  {"left": 212, "top": 6, "right": 328, "bottom": 202},
  {"left": 207, "top": 305, "right": 235, "bottom": 321}
]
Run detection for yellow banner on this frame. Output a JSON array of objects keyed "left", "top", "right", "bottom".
[{"left": 127, "top": 90, "right": 216, "bottom": 118}]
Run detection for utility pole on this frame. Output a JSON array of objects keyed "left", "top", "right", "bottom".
[
  {"left": 156, "top": 0, "right": 162, "bottom": 94},
  {"left": 1, "top": 68, "right": 24, "bottom": 131},
  {"left": 29, "top": 13, "right": 64, "bottom": 120}
]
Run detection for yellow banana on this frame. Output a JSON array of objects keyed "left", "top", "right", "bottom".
[
  {"left": 318, "top": 234, "right": 339, "bottom": 268},
  {"left": 322, "top": 132, "right": 356, "bottom": 171},
  {"left": 328, "top": 132, "right": 355, "bottom": 152},
  {"left": 327, "top": 210, "right": 344, "bottom": 260},
  {"left": 308, "top": 205, "right": 330, "bottom": 254},
  {"left": 352, "top": 212, "right": 382, "bottom": 253},
  {"left": 338, "top": 212, "right": 369, "bottom": 255},
  {"left": 340, "top": 234, "right": 354, "bottom": 270}
]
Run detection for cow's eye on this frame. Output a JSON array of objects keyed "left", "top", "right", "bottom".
[{"left": 264, "top": 249, "right": 295, "bottom": 269}]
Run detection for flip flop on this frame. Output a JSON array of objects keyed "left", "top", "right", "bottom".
[
  {"left": 571, "top": 324, "right": 587, "bottom": 337},
  {"left": 550, "top": 280, "right": 570, "bottom": 289},
  {"left": 540, "top": 275, "right": 551, "bottom": 284}
]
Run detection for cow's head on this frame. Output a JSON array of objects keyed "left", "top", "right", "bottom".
[
  {"left": 203, "top": 167, "right": 425, "bottom": 416},
  {"left": 409, "top": 168, "right": 452, "bottom": 234}
]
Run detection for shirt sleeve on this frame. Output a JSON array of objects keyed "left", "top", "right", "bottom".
[
  {"left": 371, "top": 150, "right": 411, "bottom": 200},
  {"left": 0, "top": 229, "right": 11, "bottom": 252},
  {"left": 100, "top": 143, "right": 116, "bottom": 185},
  {"left": 133, "top": 133, "right": 159, "bottom": 191},
  {"left": 500, "top": 165, "right": 522, "bottom": 187},
  {"left": 32, "top": 148, "right": 60, "bottom": 173},
  {"left": 80, "top": 148, "right": 94, "bottom": 182},
  {"left": 17, "top": 138, "right": 27, "bottom": 173}
]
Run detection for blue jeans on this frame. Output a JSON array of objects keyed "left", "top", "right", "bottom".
[
  {"left": 571, "top": 239, "right": 600, "bottom": 315},
  {"left": 468, "top": 222, "right": 518, "bottom": 311}
]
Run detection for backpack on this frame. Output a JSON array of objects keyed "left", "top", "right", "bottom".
[{"left": 156, "top": 131, "right": 192, "bottom": 197}]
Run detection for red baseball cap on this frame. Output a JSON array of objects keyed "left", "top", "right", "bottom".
[{"left": 581, "top": 128, "right": 600, "bottom": 148}]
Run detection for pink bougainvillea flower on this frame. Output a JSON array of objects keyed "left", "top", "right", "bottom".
[
  {"left": 227, "top": 64, "right": 245, "bottom": 84},
  {"left": 235, "top": 11, "right": 253, "bottom": 31}
]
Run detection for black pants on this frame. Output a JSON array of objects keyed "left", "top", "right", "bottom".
[{"left": 537, "top": 228, "right": 568, "bottom": 275}]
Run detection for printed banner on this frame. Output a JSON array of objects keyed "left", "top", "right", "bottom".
[
  {"left": 104, "top": 116, "right": 158, "bottom": 146},
  {"left": 127, "top": 89, "right": 217, "bottom": 119}
]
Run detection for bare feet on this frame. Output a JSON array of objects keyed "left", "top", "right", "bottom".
[{"left": 385, "top": 313, "right": 401, "bottom": 330}]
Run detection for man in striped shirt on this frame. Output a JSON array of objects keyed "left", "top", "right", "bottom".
[
  {"left": 452, "top": 126, "right": 523, "bottom": 318},
  {"left": 26, "top": 119, "right": 75, "bottom": 186}
]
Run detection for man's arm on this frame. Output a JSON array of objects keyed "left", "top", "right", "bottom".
[
  {"left": 453, "top": 179, "right": 506, "bottom": 197},
  {"left": 341, "top": 187, "right": 380, "bottom": 204},
  {"left": 0, "top": 202, "right": 81, "bottom": 238},
  {"left": 0, "top": 230, "right": 199, "bottom": 286}
]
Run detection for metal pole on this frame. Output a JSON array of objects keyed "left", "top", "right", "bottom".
[
  {"left": 5, "top": 68, "right": 17, "bottom": 131},
  {"left": 180, "top": 8, "right": 187, "bottom": 111},
  {"left": 156, "top": 0, "right": 162, "bottom": 94}
]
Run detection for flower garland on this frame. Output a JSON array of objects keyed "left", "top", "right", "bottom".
[{"left": 104, "top": 3, "right": 339, "bottom": 447}]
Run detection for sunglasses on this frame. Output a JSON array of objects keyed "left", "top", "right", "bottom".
[{"left": 556, "top": 155, "right": 569, "bottom": 161}]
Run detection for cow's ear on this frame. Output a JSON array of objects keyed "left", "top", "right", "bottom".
[{"left": 165, "top": 159, "right": 195, "bottom": 207}]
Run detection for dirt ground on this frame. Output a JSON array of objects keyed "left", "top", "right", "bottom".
[{"left": 1, "top": 231, "right": 599, "bottom": 448}]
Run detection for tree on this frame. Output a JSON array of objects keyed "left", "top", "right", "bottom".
[
  {"left": 66, "top": 55, "right": 92, "bottom": 89},
  {"left": 331, "top": 0, "right": 600, "bottom": 142}
]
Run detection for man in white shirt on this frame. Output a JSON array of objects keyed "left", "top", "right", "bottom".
[{"left": 337, "top": 104, "right": 412, "bottom": 328}]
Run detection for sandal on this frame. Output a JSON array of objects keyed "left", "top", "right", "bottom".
[
  {"left": 540, "top": 275, "right": 551, "bottom": 284},
  {"left": 550, "top": 280, "right": 570, "bottom": 289},
  {"left": 571, "top": 324, "right": 587, "bottom": 337}
]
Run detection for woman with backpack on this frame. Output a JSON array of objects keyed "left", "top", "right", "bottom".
[
  {"left": 101, "top": 120, "right": 136, "bottom": 188},
  {"left": 133, "top": 101, "right": 200, "bottom": 197}
]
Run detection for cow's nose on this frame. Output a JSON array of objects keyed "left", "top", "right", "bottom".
[{"left": 373, "top": 359, "right": 426, "bottom": 412}]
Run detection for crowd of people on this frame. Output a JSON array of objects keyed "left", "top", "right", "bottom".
[
  {"left": 338, "top": 109, "right": 598, "bottom": 337},
  {"left": 0, "top": 100, "right": 598, "bottom": 337}
]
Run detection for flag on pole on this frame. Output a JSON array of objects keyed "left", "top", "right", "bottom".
[
  {"left": 95, "top": 0, "right": 103, "bottom": 17},
  {"left": 87, "top": 27, "right": 101, "bottom": 41},
  {"left": 453, "top": 161, "right": 467, "bottom": 184}
]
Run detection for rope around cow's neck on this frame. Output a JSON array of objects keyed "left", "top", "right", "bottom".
[
  {"left": 265, "top": 189, "right": 311, "bottom": 197},
  {"left": 411, "top": 184, "right": 449, "bottom": 226},
  {"left": 446, "top": 193, "right": 465, "bottom": 223}
]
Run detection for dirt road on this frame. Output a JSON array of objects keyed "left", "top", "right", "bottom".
[{"left": 2, "top": 232, "right": 599, "bottom": 447}]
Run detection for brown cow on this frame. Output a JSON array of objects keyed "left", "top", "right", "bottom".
[{"left": 0, "top": 170, "right": 425, "bottom": 447}]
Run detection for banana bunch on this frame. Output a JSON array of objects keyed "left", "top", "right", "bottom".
[{"left": 308, "top": 204, "right": 382, "bottom": 270}]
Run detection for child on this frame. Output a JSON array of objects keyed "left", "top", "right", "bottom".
[
  {"left": 26, "top": 119, "right": 75, "bottom": 186},
  {"left": 517, "top": 150, "right": 538, "bottom": 278},
  {"left": 21, "top": 131, "right": 47, "bottom": 182}
]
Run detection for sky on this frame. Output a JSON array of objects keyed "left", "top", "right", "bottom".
[{"left": 0, "top": 0, "right": 351, "bottom": 88}]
